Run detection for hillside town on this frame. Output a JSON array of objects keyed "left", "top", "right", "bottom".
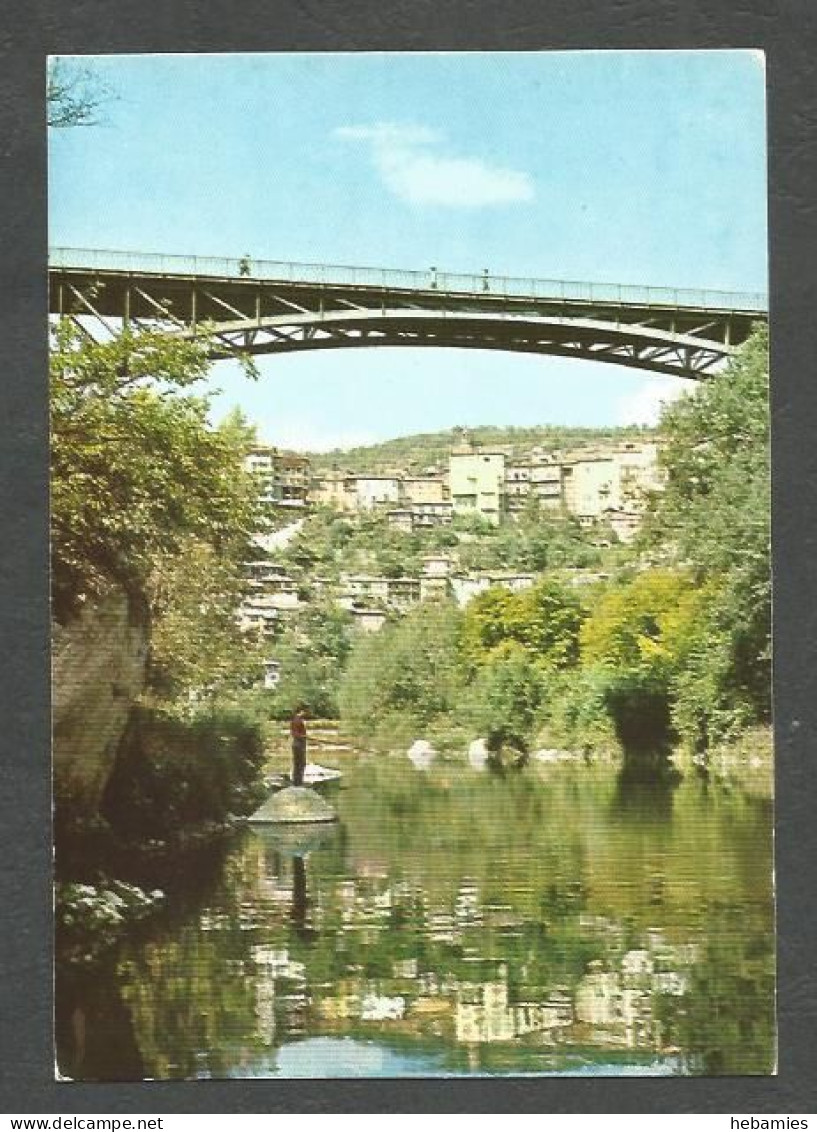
[
  {"left": 240, "top": 432, "right": 665, "bottom": 651},
  {"left": 247, "top": 431, "right": 664, "bottom": 536}
]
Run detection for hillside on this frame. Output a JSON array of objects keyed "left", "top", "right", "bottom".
[{"left": 308, "top": 424, "right": 658, "bottom": 474}]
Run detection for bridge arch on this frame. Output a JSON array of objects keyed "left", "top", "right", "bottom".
[{"left": 48, "top": 249, "right": 767, "bottom": 380}]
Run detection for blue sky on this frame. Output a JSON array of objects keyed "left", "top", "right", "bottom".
[{"left": 49, "top": 51, "right": 768, "bottom": 449}]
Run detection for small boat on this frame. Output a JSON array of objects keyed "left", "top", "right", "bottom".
[
  {"left": 303, "top": 762, "right": 343, "bottom": 786},
  {"left": 263, "top": 763, "right": 343, "bottom": 791}
]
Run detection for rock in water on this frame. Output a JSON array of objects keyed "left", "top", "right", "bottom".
[
  {"left": 467, "top": 738, "right": 490, "bottom": 771},
  {"left": 249, "top": 786, "right": 337, "bottom": 825},
  {"left": 407, "top": 739, "right": 436, "bottom": 770}
]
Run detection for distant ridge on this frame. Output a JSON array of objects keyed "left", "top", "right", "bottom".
[{"left": 307, "top": 423, "right": 658, "bottom": 474}]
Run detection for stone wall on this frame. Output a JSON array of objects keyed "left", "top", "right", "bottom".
[{"left": 53, "top": 587, "right": 150, "bottom": 814}]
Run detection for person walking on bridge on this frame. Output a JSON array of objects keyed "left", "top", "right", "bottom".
[{"left": 290, "top": 704, "right": 309, "bottom": 787}]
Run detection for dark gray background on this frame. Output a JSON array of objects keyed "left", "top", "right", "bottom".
[{"left": 2, "top": 0, "right": 815, "bottom": 1114}]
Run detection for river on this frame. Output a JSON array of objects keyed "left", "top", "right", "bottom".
[{"left": 55, "top": 752, "right": 775, "bottom": 1079}]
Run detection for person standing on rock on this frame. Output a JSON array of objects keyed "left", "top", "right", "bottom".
[{"left": 290, "top": 704, "right": 309, "bottom": 786}]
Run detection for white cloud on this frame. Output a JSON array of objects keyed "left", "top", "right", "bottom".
[
  {"left": 334, "top": 122, "right": 535, "bottom": 208},
  {"left": 616, "top": 376, "right": 691, "bottom": 426}
]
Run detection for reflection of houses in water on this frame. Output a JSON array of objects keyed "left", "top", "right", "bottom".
[
  {"left": 455, "top": 967, "right": 574, "bottom": 1045},
  {"left": 454, "top": 884, "right": 483, "bottom": 928},
  {"left": 392, "top": 957, "right": 419, "bottom": 980},
  {"left": 238, "top": 830, "right": 700, "bottom": 1058},
  {"left": 427, "top": 911, "right": 458, "bottom": 943},
  {"left": 361, "top": 994, "right": 406, "bottom": 1021},
  {"left": 575, "top": 965, "right": 654, "bottom": 1048},
  {"left": 574, "top": 948, "right": 691, "bottom": 1049},
  {"left": 316, "top": 982, "right": 408, "bottom": 1025},
  {"left": 253, "top": 969, "right": 276, "bottom": 1048},
  {"left": 251, "top": 946, "right": 308, "bottom": 1046}
]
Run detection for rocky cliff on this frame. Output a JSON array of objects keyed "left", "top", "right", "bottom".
[{"left": 53, "top": 587, "right": 150, "bottom": 814}]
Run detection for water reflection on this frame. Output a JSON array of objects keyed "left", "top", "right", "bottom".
[{"left": 55, "top": 758, "right": 775, "bottom": 1078}]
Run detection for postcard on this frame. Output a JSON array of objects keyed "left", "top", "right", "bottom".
[{"left": 49, "top": 50, "right": 772, "bottom": 1080}]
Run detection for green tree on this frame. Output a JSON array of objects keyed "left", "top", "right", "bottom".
[
  {"left": 51, "top": 322, "right": 263, "bottom": 619},
  {"left": 460, "top": 585, "right": 518, "bottom": 659},
  {"left": 457, "top": 641, "right": 548, "bottom": 751},
  {"left": 268, "top": 603, "right": 355, "bottom": 719},
  {"left": 644, "top": 325, "right": 769, "bottom": 582},
  {"left": 575, "top": 569, "right": 706, "bottom": 753},
  {"left": 579, "top": 569, "right": 704, "bottom": 681},
  {"left": 642, "top": 325, "right": 771, "bottom": 747},
  {"left": 339, "top": 599, "right": 464, "bottom": 741},
  {"left": 462, "top": 578, "right": 585, "bottom": 670},
  {"left": 148, "top": 538, "right": 267, "bottom": 703}
]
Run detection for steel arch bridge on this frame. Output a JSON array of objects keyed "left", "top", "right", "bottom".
[{"left": 48, "top": 248, "right": 768, "bottom": 380}]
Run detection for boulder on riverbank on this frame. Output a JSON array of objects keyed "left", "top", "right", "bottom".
[
  {"left": 249, "top": 786, "right": 337, "bottom": 824},
  {"left": 53, "top": 585, "right": 150, "bottom": 815},
  {"left": 407, "top": 739, "right": 436, "bottom": 770},
  {"left": 467, "top": 738, "right": 490, "bottom": 771}
]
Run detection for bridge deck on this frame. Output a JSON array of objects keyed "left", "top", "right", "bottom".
[
  {"left": 48, "top": 248, "right": 767, "bottom": 379},
  {"left": 49, "top": 247, "right": 767, "bottom": 315}
]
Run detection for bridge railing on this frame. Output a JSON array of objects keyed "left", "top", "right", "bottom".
[{"left": 49, "top": 247, "right": 768, "bottom": 313}]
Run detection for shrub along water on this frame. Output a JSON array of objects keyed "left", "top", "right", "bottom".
[
  {"left": 52, "top": 325, "right": 270, "bottom": 899},
  {"left": 334, "top": 327, "right": 770, "bottom": 768},
  {"left": 339, "top": 599, "right": 465, "bottom": 749},
  {"left": 102, "top": 704, "right": 267, "bottom": 844}
]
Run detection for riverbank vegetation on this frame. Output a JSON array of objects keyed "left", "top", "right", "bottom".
[
  {"left": 52, "top": 320, "right": 771, "bottom": 944},
  {"left": 52, "top": 324, "right": 271, "bottom": 915},
  {"left": 330, "top": 326, "right": 771, "bottom": 769}
]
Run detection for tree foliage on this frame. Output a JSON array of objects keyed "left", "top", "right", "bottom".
[
  {"left": 267, "top": 602, "right": 355, "bottom": 719},
  {"left": 51, "top": 322, "right": 263, "bottom": 620},
  {"left": 47, "top": 59, "right": 112, "bottom": 129},
  {"left": 457, "top": 642, "right": 548, "bottom": 751},
  {"left": 643, "top": 324, "right": 770, "bottom": 582},
  {"left": 462, "top": 577, "right": 586, "bottom": 670},
  {"left": 148, "top": 538, "right": 267, "bottom": 703},
  {"left": 456, "top": 507, "right": 607, "bottom": 574},
  {"left": 339, "top": 600, "right": 464, "bottom": 742},
  {"left": 579, "top": 569, "right": 705, "bottom": 681},
  {"left": 642, "top": 325, "right": 771, "bottom": 746}
]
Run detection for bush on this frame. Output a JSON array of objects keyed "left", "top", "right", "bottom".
[
  {"left": 457, "top": 642, "right": 548, "bottom": 751},
  {"left": 671, "top": 572, "right": 770, "bottom": 751},
  {"left": 461, "top": 577, "right": 585, "bottom": 670},
  {"left": 101, "top": 704, "right": 266, "bottom": 841},
  {"left": 538, "top": 666, "right": 621, "bottom": 756},
  {"left": 339, "top": 599, "right": 464, "bottom": 745}
]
